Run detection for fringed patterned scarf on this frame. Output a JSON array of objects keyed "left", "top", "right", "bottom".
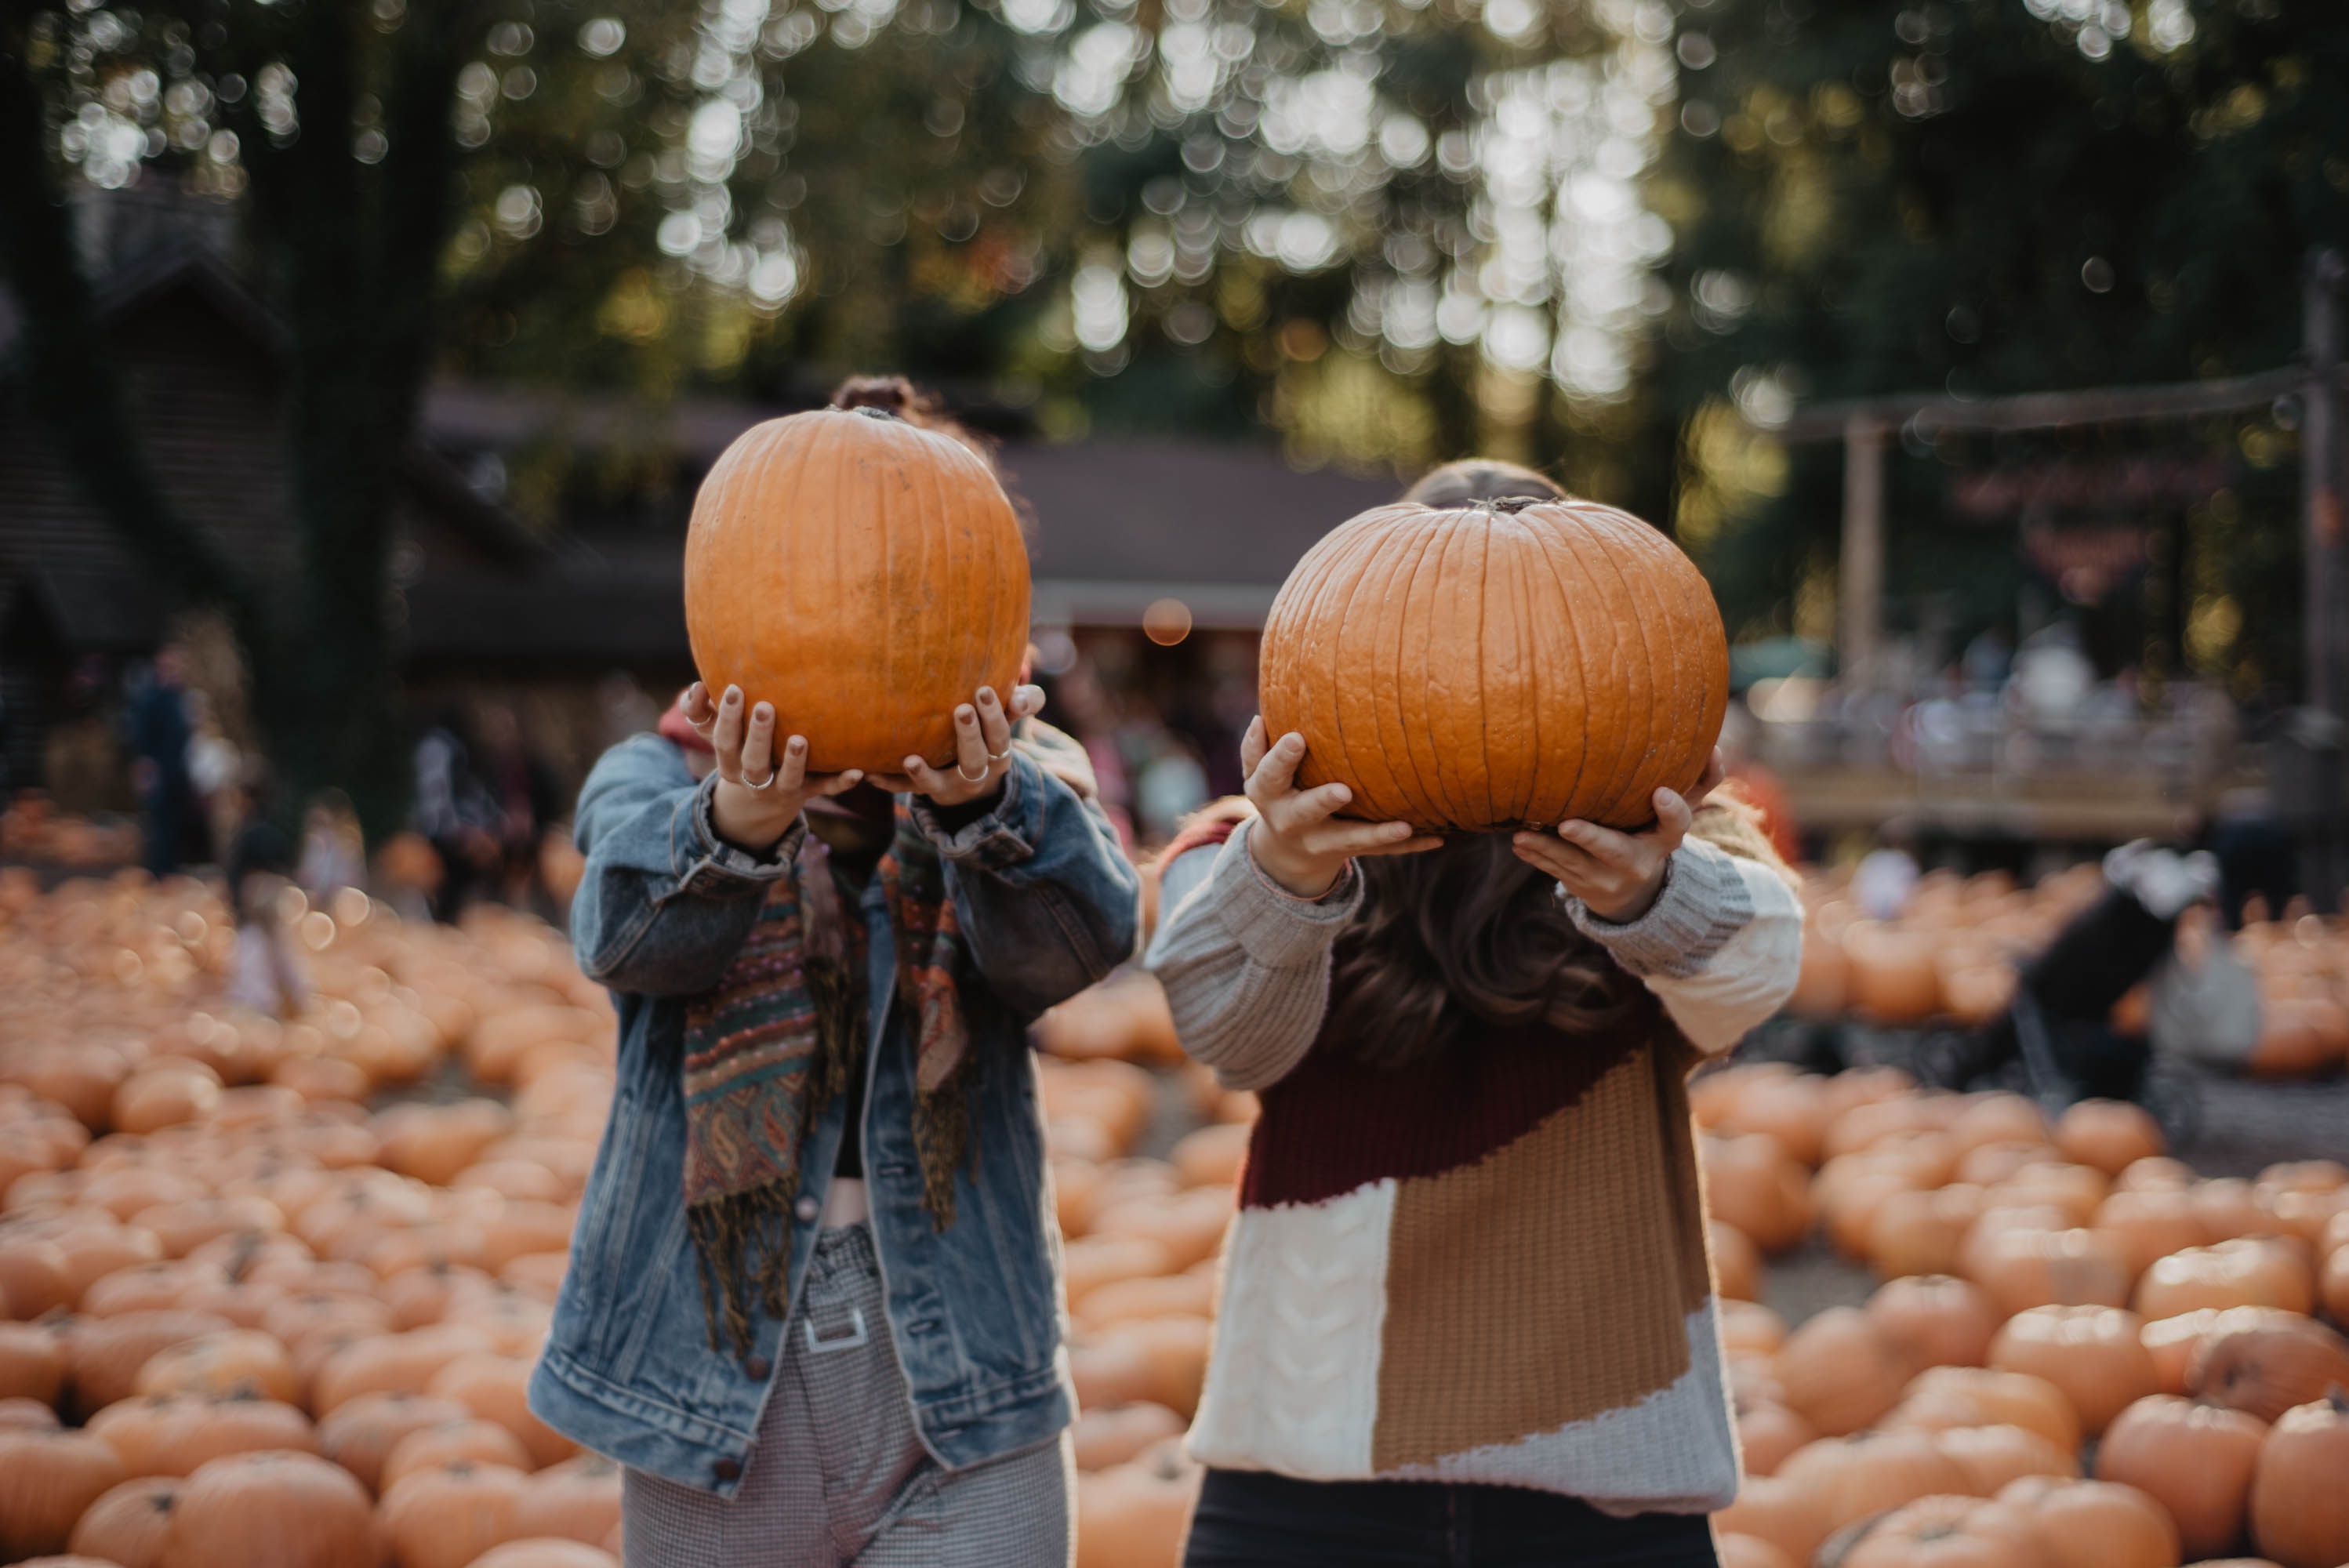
[{"left": 681, "top": 805, "right": 975, "bottom": 1359}]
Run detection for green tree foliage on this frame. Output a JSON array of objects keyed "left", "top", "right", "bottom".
[{"left": 1654, "top": 0, "right": 2347, "bottom": 689}]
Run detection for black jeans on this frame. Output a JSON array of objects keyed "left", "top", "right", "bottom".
[{"left": 1182, "top": 1469, "right": 1721, "bottom": 1568}]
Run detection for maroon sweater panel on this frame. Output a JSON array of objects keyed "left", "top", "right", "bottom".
[{"left": 1238, "top": 989, "right": 1662, "bottom": 1210}]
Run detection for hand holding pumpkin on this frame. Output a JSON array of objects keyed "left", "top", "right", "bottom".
[
  {"left": 1240, "top": 718, "right": 1442, "bottom": 900},
  {"left": 866, "top": 683, "right": 1047, "bottom": 808},
  {"left": 680, "top": 682, "right": 868, "bottom": 851},
  {"left": 1514, "top": 746, "right": 1725, "bottom": 923}
]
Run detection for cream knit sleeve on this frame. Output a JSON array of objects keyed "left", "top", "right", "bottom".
[
  {"left": 1556, "top": 834, "right": 1803, "bottom": 1055},
  {"left": 1144, "top": 818, "right": 1361, "bottom": 1092}
]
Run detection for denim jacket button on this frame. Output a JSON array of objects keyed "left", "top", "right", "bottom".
[
  {"left": 745, "top": 1356, "right": 772, "bottom": 1380},
  {"left": 713, "top": 1457, "right": 742, "bottom": 1481},
  {"left": 793, "top": 1195, "right": 820, "bottom": 1222}
]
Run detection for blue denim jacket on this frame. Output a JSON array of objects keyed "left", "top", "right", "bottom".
[{"left": 528, "top": 729, "right": 1141, "bottom": 1495}]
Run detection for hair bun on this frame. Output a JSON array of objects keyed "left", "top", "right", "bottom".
[{"left": 829, "top": 374, "right": 919, "bottom": 415}]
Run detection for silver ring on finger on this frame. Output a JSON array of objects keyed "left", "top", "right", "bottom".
[
  {"left": 739, "top": 768, "right": 779, "bottom": 791},
  {"left": 955, "top": 758, "right": 991, "bottom": 783},
  {"left": 986, "top": 746, "right": 1012, "bottom": 763}
]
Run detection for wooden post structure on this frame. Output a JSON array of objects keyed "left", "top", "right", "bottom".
[
  {"left": 2308, "top": 249, "right": 2345, "bottom": 720},
  {"left": 1840, "top": 416, "right": 1887, "bottom": 690}
]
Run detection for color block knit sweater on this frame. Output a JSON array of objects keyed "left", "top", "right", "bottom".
[{"left": 1143, "top": 810, "right": 1803, "bottom": 1513}]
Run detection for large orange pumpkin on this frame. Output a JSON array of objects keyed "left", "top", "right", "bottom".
[
  {"left": 1993, "top": 1475, "right": 2180, "bottom": 1568},
  {"left": 168, "top": 1449, "right": 381, "bottom": 1568},
  {"left": 1835, "top": 1494, "right": 2049, "bottom": 1568},
  {"left": 1256, "top": 496, "right": 1726, "bottom": 832},
  {"left": 1868, "top": 1274, "right": 1999, "bottom": 1370},
  {"left": 379, "top": 1460, "right": 528, "bottom": 1568},
  {"left": 2188, "top": 1316, "right": 2349, "bottom": 1425},
  {"left": 2094, "top": 1394, "right": 2266, "bottom": 1561},
  {"left": 682, "top": 407, "right": 1031, "bottom": 774},
  {"left": 2248, "top": 1389, "right": 2349, "bottom": 1568},
  {"left": 68, "top": 1475, "right": 180, "bottom": 1568},
  {"left": 1988, "top": 1305, "right": 2158, "bottom": 1436},
  {"left": 1775, "top": 1307, "right": 1914, "bottom": 1437},
  {"left": 0, "top": 1428, "right": 129, "bottom": 1559}
]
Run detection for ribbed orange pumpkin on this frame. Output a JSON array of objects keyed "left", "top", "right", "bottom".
[
  {"left": 1256, "top": 496, "right": 1727, "bottom": 832},
  {"left": 682, "top": 407, "right": 1031, "bottom": 774}
]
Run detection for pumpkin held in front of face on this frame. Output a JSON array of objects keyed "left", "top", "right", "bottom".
[
  {"left": 682, "top": 407, "right": 1031, "bottom": 775},
  {"left": 1255, "top": 495, "right": 1728, "bottom": 833}
]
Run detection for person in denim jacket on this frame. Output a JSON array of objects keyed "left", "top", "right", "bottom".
[{"left": 528, "top": 397, "right": 1140, "bottom": 1568}]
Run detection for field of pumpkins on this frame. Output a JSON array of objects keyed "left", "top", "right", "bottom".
[
  {"left": 1696, "top": 1059, "right": 2349, "bottom": 1568},
  {"left": 4, "top": 858, "right": 2349, "bottom": 1568},
  {"left": 1790, "top": 862, "right": 2349, "bottom": 1079}
]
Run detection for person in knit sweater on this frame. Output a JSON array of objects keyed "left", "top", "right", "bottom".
[{"left": 1145, "top": 460, "right": 1804, "bottom": 1566}]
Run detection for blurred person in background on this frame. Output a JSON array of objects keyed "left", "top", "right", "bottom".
[
  {"left": 534, "top": 375, "right": 1141, "bottom": 1568},
  {"left": 297, "top": 788, "right": 367, "bottom": 905},
  {"left": 477, "top": 701, "right": 559, "bottom": 905},
  {"left": 411, "top": 707, "right": 502, "bottom": 921},
  {"left": 1925, "top": 840, "right": 2257, "bottom": 1099},
  {"left": 1851, "top": 827, "right": 1921, "bottom": 921},
  {"left": 126, "top": 642, "right": 194, "bottom": 876},
  {"left": 222, "top": 764, "right": 308, "bottom": 1018},
  {"left": 185, "top": 689, "right": 243, "bottom": 866},
  {"left": 1150, "top": 457, "right": 1799, "bottom": 1566},
  {"left": 1133, "top": 729, "right": 1209, "bottom": 845}
]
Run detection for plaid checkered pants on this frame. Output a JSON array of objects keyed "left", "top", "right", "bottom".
[{"left": 623, "top": 1223, "right": 1073, "bottom": 1567}]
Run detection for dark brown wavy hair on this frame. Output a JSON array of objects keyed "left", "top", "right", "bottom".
[
  {"left": 1324, "top": 455, "right": 1629, "bottom": 1070},
  {"left": 828, "top": 374, "right": 995, "bottom": 469}
]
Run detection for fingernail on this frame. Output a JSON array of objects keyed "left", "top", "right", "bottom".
[
  {"left": 841, "top": 770, "right": 862, "bottom": 784},
  {"left": 978, "top": 688, "right": 997, "bottom": 705},
  {"left": 958, "top": 707, "right": 975, "bottom": 724},
  {"left": 724, "top": 688, "right": 741, "bottom": 705},
  {"left": 753, "top": 704, "right": 772, "bottom": 722},
  {"left": 787, "top": 736, "right": 805, "bottom": 752}
]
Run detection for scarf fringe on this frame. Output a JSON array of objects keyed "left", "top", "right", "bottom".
[{"left": 688, "top": 1183, "right": 800, "bottom": 1360}]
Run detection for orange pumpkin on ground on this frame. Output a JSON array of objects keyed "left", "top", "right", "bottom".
[
  {"left": 315, "top": 1391, "right": 474, "bottom": 1494},
  {"left": 1257, "top": 495, "right": 1727, "bottom": 833},
  {"left": 1776, "top": 1428, "right": 1969, "bottom": 1533},
  {"left": 1701, "top": 1133, "right": 1812, "bottom": 1252},
  {"left": 63, "top": 1308, "right": 234, "bottom": 1417},
  {"left": 2095, "top": 1395, "right": 2267, "bottom": 1561},
  {"left": 1988, "top": 1305, "right": 2158, "bottom": 1436},
  {"left": 1072, "top": 1403, "right": 1189, "bottom": 1472},
  {"left": 1868, "top": 1275, "right": 1999, "bottom": 1370},
  {"left": 168, "top": 1449, "right": 382, "bottom": 1568},
  {"left": 2136, "top": 1240, "right": 2315, "bottom": 1320},
  {"left": 381, "top": 1417, "right": 535, "bottom": 1490},
  {"left": 1712, "top": 1475, "right": 1828, "bottom": 1565},
  {"left": 2054, "top": 1100, "right": 2166, "bottom": 1177},
  {"left": 1073, "top": 1440, "right": 1201, "bottom": 1568},
  {"left": 1933, "top": 1423, "right": 2076, "bottom": 1495},
  {"left": 2097, "top": 1189, "right": 2210, "bottom": 1279},
  {"left": 427, "top": 1352, "right": 576, "bottom": 1468},
  {"left": 2188, "top": 1316, "right": 2349, "bottom": 1425},
  {"left": 2248, "top": 1390, "right": 2349, "bottom": 1568},
  {"left": 0, "top": 1428, "right": 129, "bottom": 1559},
  {"left": 509, "top": 1453, "right": 623, "bottom": 1545},
  {"left": 0, "top": 1320, "right": 66, "bottom": 1404},
  {"left": 378, "top": 1460, "right": 528, "bottom": 1568},
  {"left": 134, "top": 1327, "right": 299, "bottom": 1404},
  {"left": 1869, "top": 1185, "right": 1988, "bottom": 1279},
  {"left": 86, "top": 1392, "right": 315, "bottom": 1475},
  {"left": 1884, "top": 1367, "right": 2082, "bottom": 1453},
  {"left": 2141, "top": 1308, "right": 2300, "bottom": 1399},
  {"left": 1967, "top": 1225, "right": 2133, "bottom": 1318},
  {"left": 1709, "top": 1218, "right": 1762, "bottom": 1301},
  {"left": 67, "top": 1475, "right": 180, "bottom": 1568},
  {"left": 1994, "top": 1475, "right": 2182, "bottom": 1568},
  {"left": 1835, "top": 1493, "right": 2050, "bottom": 1568},
  {"left": 1774, "top": 1307, "right": 1913, "bottom": 1437},
  {"left": 1734, "top": 1396, "right": 1816, "bottom": 1478},
  {"left": 683, "top": 406, "right": 1032, "bottom": 774}
]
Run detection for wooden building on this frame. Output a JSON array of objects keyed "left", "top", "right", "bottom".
[{"left": 1, "top": 239, "right": 1398, "bottom": 805}]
